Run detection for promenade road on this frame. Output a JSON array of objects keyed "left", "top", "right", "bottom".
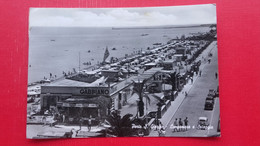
[{"left": 164, "top": 41, "right": 219, "bottom": 137}]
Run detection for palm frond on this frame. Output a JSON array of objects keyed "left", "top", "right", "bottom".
[
  {"left": 143, "top": 92, "right": 151, "bottom": 105},
  {"left": 120, "top": 114, "right": 133, "bottom": 127}
]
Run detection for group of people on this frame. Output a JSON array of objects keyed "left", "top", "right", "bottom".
[{"left": 172, "top": 117, "right": 189, "bottom": 132}]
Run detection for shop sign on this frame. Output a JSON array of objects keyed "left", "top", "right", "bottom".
[{"left": 79, "top": 87, "right": 110, "bottom": 96}]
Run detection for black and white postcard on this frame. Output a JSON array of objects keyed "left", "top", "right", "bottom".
[{"left": 27, "top": 4, "right": 220, "bottom": 138}]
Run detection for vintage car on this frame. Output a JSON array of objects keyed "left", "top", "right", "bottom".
[
  {"left": 206, "top": 96, "right": 215, "bottom": 103},
  {"left": 197, "top": 117, "right": 209, "bottom": 130},
  {"left": 204, "top": 98, "right": 214, "bottom": 110},
  {"left": 207, "top": 89, "right": 216, "bottom": 97}
]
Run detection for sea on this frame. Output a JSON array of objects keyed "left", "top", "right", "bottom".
[{"left": 28, "top": 26, "right": 211, "bottom": 83}]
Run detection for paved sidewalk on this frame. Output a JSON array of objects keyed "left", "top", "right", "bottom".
[{"left": 149, "top": 78, "right": 197, "bottom": 136}]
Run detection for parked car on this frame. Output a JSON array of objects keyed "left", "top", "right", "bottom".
[
  {"left": 197, "top": 117, "right": 209, "bottom": 130},
  {"left": 208, "top": 89, "right": 216, "bottom": 97},
  {"left": 206, "top": 96, "right": 215, "bottom": 104},
  {"left": 204, "top": 99, "right": 214, "bottom": 110},
  {"left": 204, "top": 96, "right": 214, "bottom": 110}
]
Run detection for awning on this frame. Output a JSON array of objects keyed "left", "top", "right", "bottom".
[{"left": 62, "top": 103, "right": 98, "bottom": 108}]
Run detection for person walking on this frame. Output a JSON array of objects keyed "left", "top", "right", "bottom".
[
  {"left": 179, "top": 118, "right": 183, "bottom": 132},
  {"left": 79, "top": 117, "right": 83, "bottom": 131},
  {"left": 42, "top": 116, "right": 47, "bottom": 127},
  {"left": 173, "top": 118, "right": 179, "bottom": 132},
  {"left": 62, "top": 114, "right": 65, "bottom": 123},
  {"left": 191, "top": 77, "right": 193, "bottom": 84},
  {"left": 87, "top": 115, "right": 92, "bottom": 132},
  {"left": 184, "top": 117, "right": 189, "bottom": 131},
  {"left": 215, "top": 72, "right": 218, "bottom": 79},
  {"left": 199, "top": 70, "right": 202, "bottom": 77}
]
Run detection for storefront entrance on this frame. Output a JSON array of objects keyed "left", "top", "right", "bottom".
[
  {"left": 67, "top": 107, "right": 99, "bottom": 119},
  {"left": 63, "top": 106, "right": 99, "bottom": 125},
  {"left": 58, "top": 96, "right": 111, "bottom": 125}
]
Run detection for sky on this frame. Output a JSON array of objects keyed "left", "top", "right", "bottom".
[{"left": 29, "top": 4, "right": 216, "bottom": 27}]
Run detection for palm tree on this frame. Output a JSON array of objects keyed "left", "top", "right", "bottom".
[
  {"left": 95, "top": 112, "right": 136, "bottom": 137},
  {"left": 131, "top": 78, "right": 151, "bottom": 117},
  {"left": 164, "top": 72, "right": 177, "bottom": 101}
]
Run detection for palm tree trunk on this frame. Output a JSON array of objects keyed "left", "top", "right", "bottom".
[{"left": 138, "top": 100, "right": 144, "bottom": 117}]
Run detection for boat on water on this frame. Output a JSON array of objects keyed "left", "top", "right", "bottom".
[
  {"left": 50, "top": 39, "right": 55, "bottom": 42},
  {"left": 141, "top": 34, "right": 149, "bottom": 36},
  {"left": 112, "top": 48, "right": 116, "bottom": 50}
]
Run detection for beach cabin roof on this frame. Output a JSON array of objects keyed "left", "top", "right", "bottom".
[
  {"left": 163, "top": 60, "right": 174, "bottom": 64},
  {"left": 132, "top": 67, "right": 163, "bottom": 82},
  {"left": 44, "top": 78, "right": 92, "bottom": 87},
  {"left": 80, "top": 70, "right": 97, "bottom": 74},
  {"left": 144, "top": 62, "right": 157, "bottom": 66},
  {"left": 110, "top": 63, "right": 119, "bottom": 67}
]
